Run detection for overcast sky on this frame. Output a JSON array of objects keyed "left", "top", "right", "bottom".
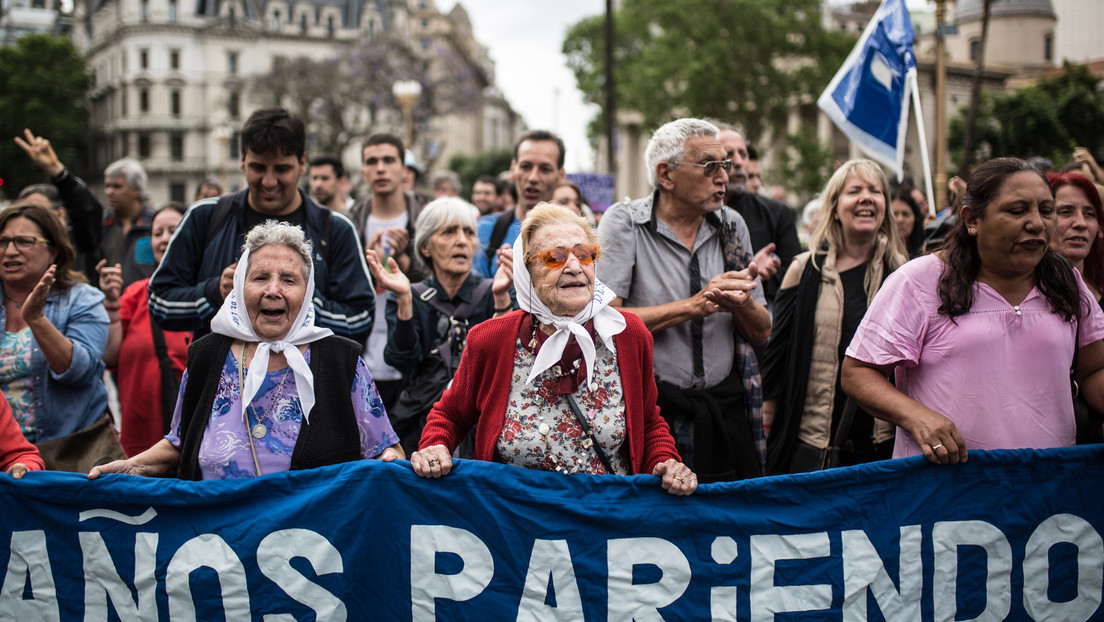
[{"left": 443, "top": 0, "right": 603, "bottom": 172}]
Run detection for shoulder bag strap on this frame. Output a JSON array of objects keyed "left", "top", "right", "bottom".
[
  {"left": 565, "top": 395, "right": 615, "bottom": 474},
  {"left": 451, "top": 279, "right": 494, "bottom": 319},
  {"left": 149, "top": 317, "right": 179, "bottom": 434}
]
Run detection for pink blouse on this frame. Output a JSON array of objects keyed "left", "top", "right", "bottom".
[{"left": 847, "top": 254, "right": 1104, "bottom": 457}]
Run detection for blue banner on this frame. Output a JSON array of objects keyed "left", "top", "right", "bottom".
[
  {"left": 818, "top": 0, "right": 916, "bottom": 178},
  {"left": 2, "top": 446, "right": 1102, "bottom": 620},
  {"left": 566, "top": 173, "right": 616, "bottom": 213}
]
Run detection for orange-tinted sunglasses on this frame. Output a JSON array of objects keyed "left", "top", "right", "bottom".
[{"left": 525, "top": 243, "right": 600, "bottom": 269}]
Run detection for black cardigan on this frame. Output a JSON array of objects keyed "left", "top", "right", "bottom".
[{"left": 176, "top": 333, "right": 364, "bottom": 480}]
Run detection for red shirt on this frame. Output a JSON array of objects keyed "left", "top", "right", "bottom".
[{"left": 116, "top": 278, "right": 190, "bottom": 456}]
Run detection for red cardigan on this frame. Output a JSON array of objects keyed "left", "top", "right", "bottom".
[
  {"left": 419, "top": 310, "right": 680, "bottom": 474},
  {"left": 0, "top": 392, "right": 43, "bottom": 473}
]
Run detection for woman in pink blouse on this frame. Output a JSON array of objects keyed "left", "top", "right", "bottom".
[
  {"left": 411, "top": 203, "right": 696, "bottom": 494},
  {"left": 842, "top": 158, "right": 1104, "bottom": 464}
]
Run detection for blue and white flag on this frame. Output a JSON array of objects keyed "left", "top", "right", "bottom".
[
  {"left": 2, "top": 446, "right": 1104, "bottom": 620},
  {"left": 818, "top": 0, "right": 917, "bottom": 177}
]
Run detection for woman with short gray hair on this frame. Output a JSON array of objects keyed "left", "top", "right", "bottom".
[
  {"left": 367, "top": 197, "right": 515, "bottom": 455},
  {"left": 91, "top": 221, "right": 403, "bottom": 480}
]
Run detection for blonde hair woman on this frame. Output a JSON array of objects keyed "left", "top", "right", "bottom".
[{"left": 761, "top": 160, "right": 907, "bottom": 474}]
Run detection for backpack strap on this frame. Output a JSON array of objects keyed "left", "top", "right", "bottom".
[
  {"left": 205, "top": 194, "right": 237, "bottom": 248},
  {"left": 485, "top": 210, "right": 516, "bottom": 264},
  {"left": 319, "top": 209, "right": 333, "bottom": 266}
]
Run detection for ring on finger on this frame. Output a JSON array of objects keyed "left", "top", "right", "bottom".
[
  {"left": 428, "top": 458, "right": 440, "bottom": 467},
  {"left": 675, "top": 476, "right": 685, "bottom": 482},
  {"left": 931, "top": 443, "right": 944, "bottom": 451}
]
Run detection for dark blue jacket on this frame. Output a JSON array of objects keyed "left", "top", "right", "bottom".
[{"left": 148, "top": 189, "right": 375, "bottom": 342}]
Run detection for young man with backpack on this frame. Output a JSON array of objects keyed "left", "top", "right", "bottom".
[
  {"left": 471, "top": 130, "right": 566, "bottom": 278},
  {"left": 149, "top": 107, "right": 375, "bottom": 342}
]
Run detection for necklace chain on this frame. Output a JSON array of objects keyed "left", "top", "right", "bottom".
[
  {"left": 5, "top": 293, "right": 28, "bottom": 308},
  {"left": 238, "top": 342, "right": 291, "bottom": 440}
]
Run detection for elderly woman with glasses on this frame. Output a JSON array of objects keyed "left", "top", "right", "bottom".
[
  {"left": 0, "top": 201, "right": 109, "bottom": 444},
  {"left": 90, "top": 221, "right": 402, "bottom": 480},
  {"left": 410, "top": 203, "right": 696, "bottom": 494}
]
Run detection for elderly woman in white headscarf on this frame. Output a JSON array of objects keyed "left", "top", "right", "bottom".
[
  {"left": 411, "top": 203, "right": 695, "bottom": 494},
  {"left": 90, "top": 221, "right": 402, "bottom": 480}
]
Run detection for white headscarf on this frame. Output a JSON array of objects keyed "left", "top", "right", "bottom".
[
  {"left": 209, "top": 242, "right": 332, "bottom": 421},
  {"left": 512, "top": 232, "right": 626, "bottom": 391}
]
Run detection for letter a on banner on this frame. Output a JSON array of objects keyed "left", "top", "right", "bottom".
[{"left": 817, "top": 0, "right": 916, "bottom": 179}]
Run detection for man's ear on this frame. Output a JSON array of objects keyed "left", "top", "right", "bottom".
[{"left": 656, "top": 163, "right": 676, "bottom": 191}]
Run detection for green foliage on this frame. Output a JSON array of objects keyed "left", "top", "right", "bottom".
[
  {"left": 949, "top": 63, "right": 1104, "bottom": 174},
  {"left": 448, "top": 149, "right": 513, "bottom": 198},
  {"left": 777, "top": 124, "right": 836, "bottom": 198},
  {"left": 0, "top": 34, "right": 91, "bottom": 199},
  {"left": 563, "top": 0, "right": 854, "bottom": 143}
]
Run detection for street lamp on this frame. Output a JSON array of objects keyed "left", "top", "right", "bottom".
[
  {"left": 392, "top": 80, "right": 422, "bottom": 150},
  {"left": 213, "top": 125, "right": 233, "bottom": 192}
]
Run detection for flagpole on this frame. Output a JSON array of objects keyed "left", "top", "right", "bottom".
[{"left": 909, "top": 69, "right": 935, "bottom": 217}]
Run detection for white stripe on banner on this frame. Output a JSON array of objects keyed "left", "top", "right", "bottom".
[{"left": 2, "top": 446, "right": 1102, "bottom": 620}]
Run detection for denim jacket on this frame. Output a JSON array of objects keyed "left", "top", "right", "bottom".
[{"left": 0, "top": 283, "right": 108, "bottom": 441}]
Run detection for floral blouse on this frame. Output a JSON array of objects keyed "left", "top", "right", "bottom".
[
  {"left": 495, "top": 337, "right": 629, "bottom": 475},
  {"left": 165, "top": 348, "right": 398, "bottom": 480},
  {"left": 0, "top": 329, "right": 35, "bottom": 442}
]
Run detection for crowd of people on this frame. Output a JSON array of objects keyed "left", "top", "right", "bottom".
[{"left": 0, "top": 106, "right": 1100, "bottom": 493}]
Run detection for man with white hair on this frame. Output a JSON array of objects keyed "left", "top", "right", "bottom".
[
  {"left": 596, "top": 118, "right": 770, "bottom": 482},
  {"left": 16, "top": 130, "right": 156, "bottom": 286}
]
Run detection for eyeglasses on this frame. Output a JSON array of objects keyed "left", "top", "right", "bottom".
[
  {"left": 525, "top": 243, "right": 599, "bottom": 269},
  {"left": 0, "top": 235, "right": 51, "bottom": 252},
  {"left": 676, "top": 159, "right": 734, "bottom": 177}
]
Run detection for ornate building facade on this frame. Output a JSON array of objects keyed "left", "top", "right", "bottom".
[{"left": 69, "top": 0, "right": 519, "bottom": 203}]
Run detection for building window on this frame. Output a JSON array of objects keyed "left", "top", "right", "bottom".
[
  {"left": 327, "top": 15, "right": 334, "bottom": 37},
  {"left": 229, "top": 132, "right": 239, "bottom": 159},
  {"left": 367, "top": 19, "right": 374, "bottom": 36},
  {"left": 170, "top": 49, "right": 180, "bottom": 70},
  {"left": 140, "top": 0, "right": 149, "bottom": 21},
  {"left": 170, "top": 183, "right": 186, "bottom": 203},
  {"left": 168, "top": 0, "right": 177, "bottom": 22},
  {"left": 1044, "top": 34, "right": 1053, "bottom": 63},
  {"left": 969, "top": 39, "right": 981, "bottom": 62},
  {"left": 171, "top": 89, "right": 181, "bottom": 116},
  {"left": 228, "top": 51, "right": 238, "bottom": 74},
  {"left": 121, "top": 85, "right": 128, "bottom": 115},
  {"left": 420, "top": 18, "right": 428, "bottom": 28},
  {"left": 139, "top": 87, "right": 149, "bottom": 113},
  {"left": 138, "top": 133, "right": 151, "bottom": 158},
  {"left": 270, "top": 10, "right": 281, "bottom": 31},
  {"left": 420, "top": 37, "right": 431, "bottom": 50},
  {"left": 119, "top": 132, "right": 128, "bottom": 156},
  {"left": 229, "top": 91, "right": 240, "bottom": 118},
  {"left": 140, "top": 48, "right": 148, "bottom": 69},
  {"left": 300, "top": 13, "right": 307, "bottom": 34},
  {"left": 170, "top": 133, "right": 184, "bottom": 160}
]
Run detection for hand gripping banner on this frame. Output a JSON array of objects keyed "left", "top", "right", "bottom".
[{"left": 2, "top": 446, "right": 1102, "bottom": 621}]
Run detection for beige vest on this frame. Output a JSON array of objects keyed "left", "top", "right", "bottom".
[{"left": 794, "top": 239, "right": 895, "bottom": 448}]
